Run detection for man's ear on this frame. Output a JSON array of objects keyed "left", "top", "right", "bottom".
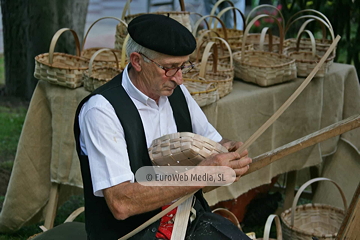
[{"left": 129, "top": 52, "right": 142, "bottom": 72}]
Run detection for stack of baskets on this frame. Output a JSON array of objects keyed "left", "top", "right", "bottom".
[{"left": 34, "top": 28, "right": 89, "bottom": 89}]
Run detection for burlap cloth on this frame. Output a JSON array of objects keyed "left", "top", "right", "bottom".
[{"left": 0, "top": 63, "right": 358, "bottom": 232}]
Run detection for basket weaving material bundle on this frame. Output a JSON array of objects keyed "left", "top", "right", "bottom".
[
  {"left": 245, "top": 4, "right": 285, "bottom": 52},
  {"left": 233, "top": 14, "right": 297, "bottom": 87},
  {"left": 148, "top": 132, "right": 227, "bottom": 166},
  {"left": 81, "top": 16, "right": 128, "bottom": 68},
  {"left": 281, "top": 178, "right": 347, "bottom": 240},
  {"left": 83, "top": 48, "right": 122, "bottom": 92},
  {"left": 284, "top": 30, "right": 334, "bottom": 78},
  {"left": 184, "top": 41, "right": 233, "bottom": 98},
  {"left": 115, "top": 0, "right": 191, "bottom": 51},
  {"left": 34, "top": 28, "right": 89, "bottom": 89}
]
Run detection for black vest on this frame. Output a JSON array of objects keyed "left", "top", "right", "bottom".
[{"left": 74, "top": 73, "right": 210, "bottom": 240}]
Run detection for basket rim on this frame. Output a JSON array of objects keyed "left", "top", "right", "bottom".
[
  {"left": 35, "top": 52, "right": 89, "bottom": 70},
  {"left": 233, "top": 51, "right": 296, "bottom": 68}
]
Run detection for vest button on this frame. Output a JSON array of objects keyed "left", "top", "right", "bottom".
[{"left": 151, "top": 227, "right": 157, "bottom": 232}]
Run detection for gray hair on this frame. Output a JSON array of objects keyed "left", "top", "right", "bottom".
[{"left": 126, "top": 36, "right": 161, "bottom": 63}]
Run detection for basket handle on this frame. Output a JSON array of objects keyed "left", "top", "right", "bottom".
[
  {"left": 88, "top": 48, "right": 119, "bottom": 77},
  {"left": 242, "top": 14, "right": 284, "bottom": 59},
  {"left": 213, "top": 37, "right": 233, "bottom": 66},
  {"left": 263, "top": 214, "right": 282, "bottom": 240},
  {"left": 215, "top": 6, "right": 246, "bottom": 30},
  {"left": 296, "top": 30, "right": 316, "bottom": 56},
  {"left": 290, "top": 177, "right": 348, "bottom": 227},
  {"left": 81, "top": 16, "right": 128, "bottom": 52},
  {"left": 285, "top": 15, "right": 334, "bottom": 42},
  {"left": 209, "top": 0, "right": 235, "bottom": 27},
  {"left": 48, "top": 28, "right": 81, "bottom": 65},
  {"left": 199, "top": 41, "right": 218, "bottom": 78},
  {"left": 195, "top": 29, "right": 221, "bottom": 63},
  {"left": 121, "top": 34, "right": 130, "bottom": 68},
  {"left": 285, "top": 9, "right": 333, "bottom": 34},
  {"left": 121, "top": 0, "right": 132, "bottom": 20},
  {"left": 193, "top": 15, "right": 228, "bottom": 42},
  {"left": 259, "top": 27, "right": 273, "bottom": 52},
  {"left": 246, "top": 4, "right": 285, "bottom": 31},
  {"left": 212, "top": 208, "right": 242, "bottom": 231}
]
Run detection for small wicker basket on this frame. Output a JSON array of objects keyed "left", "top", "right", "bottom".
[
  {"left": 281, "top": 177, "right": 347, "bottom": 240},
  {"left": 81, "top": 16, "right": 128, "bottom": 68},
  {"left": 284, "top": 30, "right": 334, "bottom": 78},
  {"left": 148, "top": 132, "right": 227, "bottom": 166},
  {"left": 34, "top": 28, "right": 89, "bottom": 89},
  {"left": 83, "top": 48, "right": 123, "bottom": 92},
  {"left": 233, "top": 14, "right": 297, "bottom": 87}
]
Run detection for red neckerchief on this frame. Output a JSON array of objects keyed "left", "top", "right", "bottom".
[{"left": 155, "top": 205, "right": 178, "bottom": 239}]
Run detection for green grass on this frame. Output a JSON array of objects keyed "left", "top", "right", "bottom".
[
  {"left": 0, "top": 53, "right": 4, "bottom": 85},
  {"left": 0, "top": 106, "right": 27, "bottom": 163}
]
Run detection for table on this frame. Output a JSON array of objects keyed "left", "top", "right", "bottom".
[{"left": 0, "top": 63, "right": 359, "bottom": 232}]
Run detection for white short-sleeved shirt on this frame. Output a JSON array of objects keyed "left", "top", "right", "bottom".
[{"left": 79, "top": 65, "right": 222, "bottom": 196}]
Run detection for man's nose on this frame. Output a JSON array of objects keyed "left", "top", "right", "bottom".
[{"left": 170, "top": 70, "right": 183, "bottom": 85}]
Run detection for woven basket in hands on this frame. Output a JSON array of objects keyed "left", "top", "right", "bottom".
[
  {"left": 148, "top": 132, "right": 228, "bottom": 166},
  {"left": 185, "top": 41, "right": 233, "bottom": 98},
  {"left": 114, "top": 0, "right": 192, "bottom": 51},
  {"left": 257, "top": 214, "right": 282, "bottom": 240},
  {"left": 34, "top": 28, "right": 89, "bottom": 89},
  {"left": 284, "top": 12, "right": 335, "bottom": 54},
  {"left": 281, "top": 177, "right": 347, "bottom": 240},
  {"left": 245, "top": 4, "right": 285, "bottom": 52},
  {"left": 233, "top": 14, "right": 297, "bottom": 87},
  {"left": 82, "top": 16, "right": 128, "bottom": 68},
  {"left": 83, "top": 48, "right": 122, "bottom": 92},
  {"left": 284, "top": 30, "right": 334, "bottom": 78}
]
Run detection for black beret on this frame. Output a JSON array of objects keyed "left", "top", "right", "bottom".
[{"left": 128, "top": 14, "right": 196, "bottom": 56}]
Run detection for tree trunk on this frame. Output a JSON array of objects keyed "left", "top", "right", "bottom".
[{"left": 1, "top": 0, "right": 89, "bottom": 100}]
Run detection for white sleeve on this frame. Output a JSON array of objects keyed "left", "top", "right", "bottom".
[
  {"left": 79, "top": 95, "right": 134, "bottom": 197},
  {"left": 179, "top": 85, "right": 223, "bottom": 142}
]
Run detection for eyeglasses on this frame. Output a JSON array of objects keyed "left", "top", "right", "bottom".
[{"left": 138, "top": 52, "right": 194, "bottom": 77}]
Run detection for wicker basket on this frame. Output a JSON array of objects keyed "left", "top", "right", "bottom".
[
  {"left": 281, "top": 177, "right": 347, "bottom": 240},
  {"left": 34, "top": 28, "right": 89, "bottom": 89},
  {"left": 257, "top": 214, "right": 282, "bottom": 240},
  {"left": 284, "top": 30, "right": 334, "bottom": 78},
  {"left": 233, "top": 14, "right": 297, "bottom": 87},
  {"left": 284, "top": 13, "right": 335, "bottom": 55},
  {"left": 83, "top": 48, "right": 122, "bottom": 92},
  {"left": 81, "top": 16, "right": 128, "bottom": 68},
  {"left": 189, "top": 83, "right": 219, "bottom": 107},
  {"left": 185, "top": 41, "right": 233, "bottom": 98},
  {"left": 245, "top": 4, "right": 285, "bottom": 52},
  {"left": 148, "top": 132, "right": 228, "bottom": 166},
  {"left": 114, "top": 0, "right": 192, "bottom": 51}
]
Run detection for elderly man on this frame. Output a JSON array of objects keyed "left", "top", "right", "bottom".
[{"left": 74, "top": 14, "right": 251, "bottom": 240}]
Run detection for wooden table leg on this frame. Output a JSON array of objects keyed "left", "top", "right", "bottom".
[
  {"left": 44, "top": 183, "right": 60, "bottom": 230},
  {"left": 283, "top": 171, "right": 297, "bottom": 210}
]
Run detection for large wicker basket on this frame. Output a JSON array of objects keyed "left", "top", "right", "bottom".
[
  {"left": 81, "top": 16, "right": 127, "bottom": 68},
  {"left": 281, "top": 178, "right": 347, "bottom": 240},
  {"left": 233, "top": 14, "right": 297, "bottom": 87},
  {"left": 114, "top": 0, "right": 191, "bottom": 51},
  {"left": 83, "top": 48, "right": 122, "bottom": 92},
  {"left": 148, "top": 132, "right": 227, "bottom": 166},
  {"left": 34, "top": 28, "right": 89, "bottom": 89}
]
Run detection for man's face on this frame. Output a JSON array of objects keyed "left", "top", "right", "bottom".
[{"left": 140, "top": 54, "right": 190, "bottom": 100}]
